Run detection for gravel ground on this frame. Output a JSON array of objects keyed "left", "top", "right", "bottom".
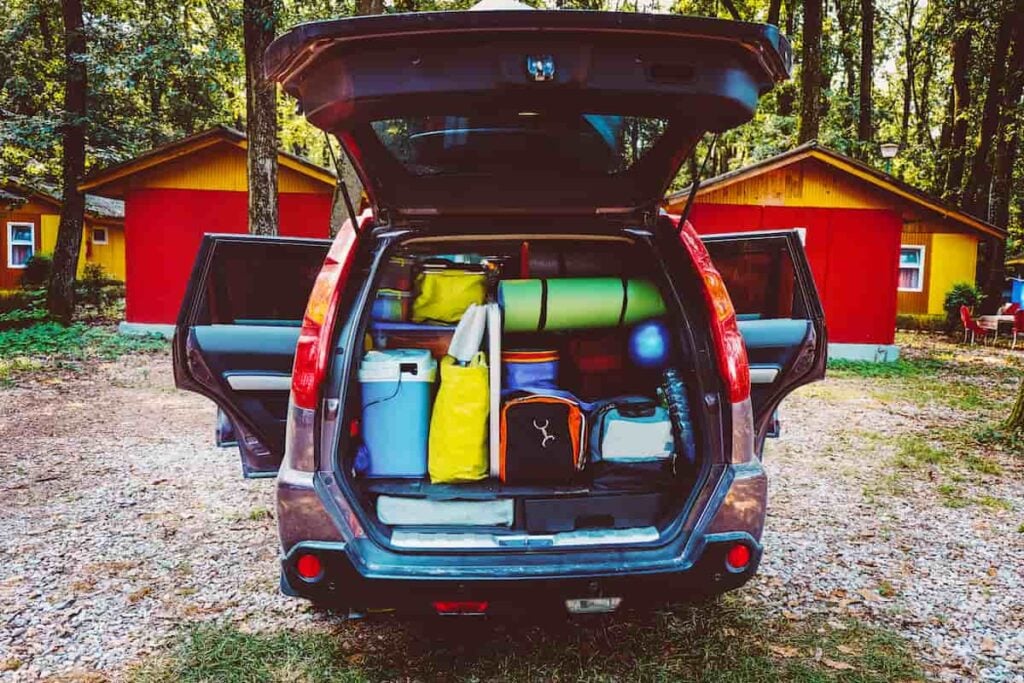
[{"left": 0, "top": 339, "right": 1021, "bottom": 681}]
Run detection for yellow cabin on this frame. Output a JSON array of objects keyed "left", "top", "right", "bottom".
[{"left": 0, "top": 181, "right": 125, "bottom": 289}]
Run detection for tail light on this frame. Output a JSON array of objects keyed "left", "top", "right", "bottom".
[
  {"left": 295, "top": 553, "right": 324, "bottom": 581},
  {"left": 291, "top": 226, "right": 358, "bottom": 410},
  {"left": 725, "top": 543, "right": 751, "bottom": 571},
  {"left": 677, "top": 221, "right": 751, "bottom": 403},
  {"left": 433, "top": 600, "right": 489, "bottom": 615}
]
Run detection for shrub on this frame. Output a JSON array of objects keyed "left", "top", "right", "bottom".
[
  {"left": 76, "top": 263, "right": 124, "bottom": 313},
  {"left": 895, "top": 313, "right": 946, "bottom": 332},
  {"left": 0, "top": 289, "right": 46, "bottom": 330},
  {"left": 943, "top": 282, "right": 985, "bottom": 333},
  {"left": 20, "top": 254, "right": 52, "bottom": 288}
]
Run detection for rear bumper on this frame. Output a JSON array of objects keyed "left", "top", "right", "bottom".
[
  {"left": 280, "top": 533, "right": 762, "bottom": 611},
  {"left": 276, "top": 460, "right": 768, "bottom": 610}
]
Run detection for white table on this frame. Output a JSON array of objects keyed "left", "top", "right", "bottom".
[{"left": 977, "top": 315, "right": 1015, "bottom": 333}]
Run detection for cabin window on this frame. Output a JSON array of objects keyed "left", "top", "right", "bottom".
[
  {"left": 92, "top": 227, "right": 108, "bottom": 245},
  {"left": 7, "top": 222, "right": 35, "bottom": 269},
  {"left": 898, "top": 245, "right": 925, "bottom": 292}
]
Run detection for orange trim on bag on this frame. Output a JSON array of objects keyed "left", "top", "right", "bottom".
[{"left": 498, "top": 394, "right": 586, "bottom": 482}]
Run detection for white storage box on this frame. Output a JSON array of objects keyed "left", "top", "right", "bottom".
[{"left": 376, "top": 496, "right": 514, "bottom": 526}]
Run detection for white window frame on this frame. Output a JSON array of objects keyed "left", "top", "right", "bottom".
[
  {"left": 91, "top": 226, "right": 108, "bottom": 245},
  {"left": 898, "top": 244, "right": 926, "bottom": 293},
  {"left": 7, "top": 221, "right": 35, "bottom": 269}
]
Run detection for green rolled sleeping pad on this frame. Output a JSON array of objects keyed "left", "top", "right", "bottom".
[{"left": 499, "top": 278, "right": 667, "bottom": 332}]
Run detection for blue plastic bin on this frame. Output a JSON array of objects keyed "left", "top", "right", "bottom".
[
  {"left": 1011, "top": 278, "right": 1024, "bottom": 307},
  {"left": 358, "top": 349, "right": 437, "bottom": 477}
]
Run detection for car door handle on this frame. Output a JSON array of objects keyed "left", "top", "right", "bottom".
[
  {"left": 224, "top": 373, "right": 292, "bottom": 391},
  {"left": 749, "top": 367, "right": 780, "bottom": 384}
]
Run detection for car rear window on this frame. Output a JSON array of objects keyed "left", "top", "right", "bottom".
[{"left": 371, "top": 114, "right": 668, "bottom": 177}]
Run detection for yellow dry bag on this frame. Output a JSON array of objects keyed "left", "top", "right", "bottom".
[{"left": 428, "top": 353, "right": 489, "bottom": 483}]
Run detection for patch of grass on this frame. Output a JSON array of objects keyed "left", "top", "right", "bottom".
[
  {"left": 128, "top": 599, "right": 923, "bottom": 683},
  {"left": 828, "top": 357, "right": 944, "bottom": 379},
  {"left": 937, "top": 483, "right": 970, "bottom": 509},
  {"left": 248, "top": 507, "right": 273, "bottom": 522},
  {"left": 973, "top": 424, "right": 1024, "bottom": 456},
  {"left": 892, "top": 436, "right": 952, "bottom": 471},
  {"left": 0, "top": 323, "right": 167, "bottom": 386},
  {"left": 963, "top": 455, "right": 1003, "bottom": 476},
  {"left": 975, "top": 495, "right": 1012, "bottom": 511}
]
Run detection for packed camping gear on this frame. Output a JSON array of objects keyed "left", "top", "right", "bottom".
[{"left": 348, "top": 238, "right": 700, "bottom": 534}]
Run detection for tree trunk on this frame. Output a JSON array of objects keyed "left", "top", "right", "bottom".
[
  {"left": 46, "top": 0, "right": 88, "bottom": 325},
  {"left": 858, "top": 0, "right": 874, "bottom": 144},
  {"left": 963, "top": 0, "right": 1020, "bottom": 217},
  {"left": 899, "top": 0, "right": 917, "bottom": 147},
  {"left": 243, "top": 0, "right": 279, "bottom": 236},
  {"left": 980, "top": 19, "right": 1024, "bottom": 309},
  {"left": 915, "top": 49, "right": 934, "bottom": 147},
  {"left": 767, "top": 0, "right": 783, "bottom": 25},
  {"left": 835, "top": 0, "right": 858, "bottom": 123},
  {"left": 1007, "top": 380, "right": 1024, "bottom": 433},
  {"left": 943, "top": 4, "right": 973, "bottom": 202},
  {"left": 798, "top": 0, "right": 824, "bottom": 143},
  {"left": 355, "top": 0, "right": 384, "bottom": 14}
]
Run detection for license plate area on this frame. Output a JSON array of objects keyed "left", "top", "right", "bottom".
[{"left": 565, "top": 597, "right": 622, "bottom": 614}]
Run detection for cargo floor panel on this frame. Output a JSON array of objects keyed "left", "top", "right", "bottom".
[{"left": 362, "top": 478, "right": 591, "bottom": 500}]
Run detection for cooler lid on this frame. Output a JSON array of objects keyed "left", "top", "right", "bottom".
[
  {"left": 358, "top": 348, "right": 438, "bottom": 382},
  {"left": 266, "top": 9, "right": 791, "bottom": 222}
]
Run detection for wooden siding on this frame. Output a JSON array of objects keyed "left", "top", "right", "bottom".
[
  {"left": 694, "top": 158, "right": 897, "bottom": 210},
  {"left": 114, "top": 141, "right": 330, "bottom": 195},
  {"left": 896, "top": 233, "right": 931, "bottom": 314},
  {"left": 927, "top": 231, "right": 978, "bottom": 314}
]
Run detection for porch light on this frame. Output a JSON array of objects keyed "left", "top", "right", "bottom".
[{"left": 879, "top": 142, "right": 899, "bottom": 159}]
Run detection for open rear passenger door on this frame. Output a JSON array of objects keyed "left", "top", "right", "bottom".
[
  {"left": 173, "top": 235, "right": 331, "bottom": 477},
  {"left": 701, "top": 230, "right": 826, "bottom": 452}
]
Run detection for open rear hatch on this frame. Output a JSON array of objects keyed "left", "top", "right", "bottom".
[{"left": 266, "top": 9, "right": 792, "bottom": 221}]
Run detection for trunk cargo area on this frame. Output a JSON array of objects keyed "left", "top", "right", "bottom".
[{"left": 337, "top": 232, "right": 706, "bottom": 548}]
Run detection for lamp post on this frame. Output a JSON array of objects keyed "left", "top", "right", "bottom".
[{"left": 879, "top": 142, "right": 899, "bottom": 174}]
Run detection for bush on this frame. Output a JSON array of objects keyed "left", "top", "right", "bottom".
[
  {"left": 75, "top": 263, "right": 124, "bottom": 313},
  {"left": 943, "top": 282, "right": 985, "bottom": 333},
  {"left": 895, "top": 313, "right": 946, "bottom": 332},
  {"left": 0, "top": 289, "right": 46, "bottom": 330},
  {"left": 20, "top": 254, "right": 52, "bottom": 288}
]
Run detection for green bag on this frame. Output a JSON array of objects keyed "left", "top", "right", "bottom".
[
  {"left": 428, "top": 353, "right": 490, "bottom": 483},
  {"left": 411, "top": 268, "right": 487, "bottom": 324}
]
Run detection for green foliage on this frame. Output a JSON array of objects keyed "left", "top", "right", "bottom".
[
  {"left": 20, "top": 254, "right": 52, "bottom": 288},
  {"left": 0, "top": 322, "right": 166, "bottom": 361},
  {"left": 828, "top": 357, "right": 945, "bottom": 378},
  {"left": 128, "top": 602, "right": 922, "bottom": 683},
  {"left": 75, "top": 262, "right": 123, "bottom": 311},
  {"left": 0, "top": 289, "right": 47, "bottom": 330},
  {"left": 895, "top": 313, "right": 947, "bottom": 333},
  {"left": 943, "top": 282, "right": 986, "bottom": 331}
]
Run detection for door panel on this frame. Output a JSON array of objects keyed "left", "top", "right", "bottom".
[
  {"left": 701, "top": 230, "right": 826, "bottom": 449},
  {"left": 173, "top": 235, "right": 331, "bottom": 477}
]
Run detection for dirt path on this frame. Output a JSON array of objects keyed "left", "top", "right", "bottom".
[{"left": 0, "top": 344, "right": 1021, "bottom": 681}]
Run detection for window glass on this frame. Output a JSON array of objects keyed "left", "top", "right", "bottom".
[
  {"left": 704, "top": 237, "right": 804, "bottom": 320},
  {"left": 8, "top": 223, "right": 34, "bottom": 268},
  {"left": 371, "top": 114, "right": 668, "bottom": 177},
  {"left": 197, "top": 241, "right": 328, "bottom": 326},
  {"left": 92, "top": 228, "right": 108, "bottom": 244},
  {"left": 898, "top": 246, "right": 924, "bottom": 291}
]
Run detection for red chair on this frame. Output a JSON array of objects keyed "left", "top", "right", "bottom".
[
  {"left": 960, "top": 305, "right": 990, "bottom": 345},
  {"left": 1006, "top": 302, "right": 1021, "bottom": 315},
  {"left": 1012, "top": 310, "right": 1024, "bottom": 350}
]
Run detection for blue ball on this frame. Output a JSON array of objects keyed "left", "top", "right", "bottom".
[{"left": 629, "top": 320, "right": 670, "bottom": 369}]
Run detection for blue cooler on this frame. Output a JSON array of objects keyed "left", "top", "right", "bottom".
[{"left": 358, "top": 349, "right": 437, "bottom": 477}]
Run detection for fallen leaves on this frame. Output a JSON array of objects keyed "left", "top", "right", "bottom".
[
  {"left": 822, "top": 658, "right": 856, "bottom": 671},
  {"left": 768, "top": 645, "right": 800, "bottom": 658}
]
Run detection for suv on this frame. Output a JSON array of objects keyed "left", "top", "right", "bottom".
[{"left": 173, "top": 8, "right": 826, "bottom": 615}]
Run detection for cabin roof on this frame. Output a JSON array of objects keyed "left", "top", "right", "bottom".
[{"left": 665, "top": 141, "right": 1005, "bottom": 239}]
